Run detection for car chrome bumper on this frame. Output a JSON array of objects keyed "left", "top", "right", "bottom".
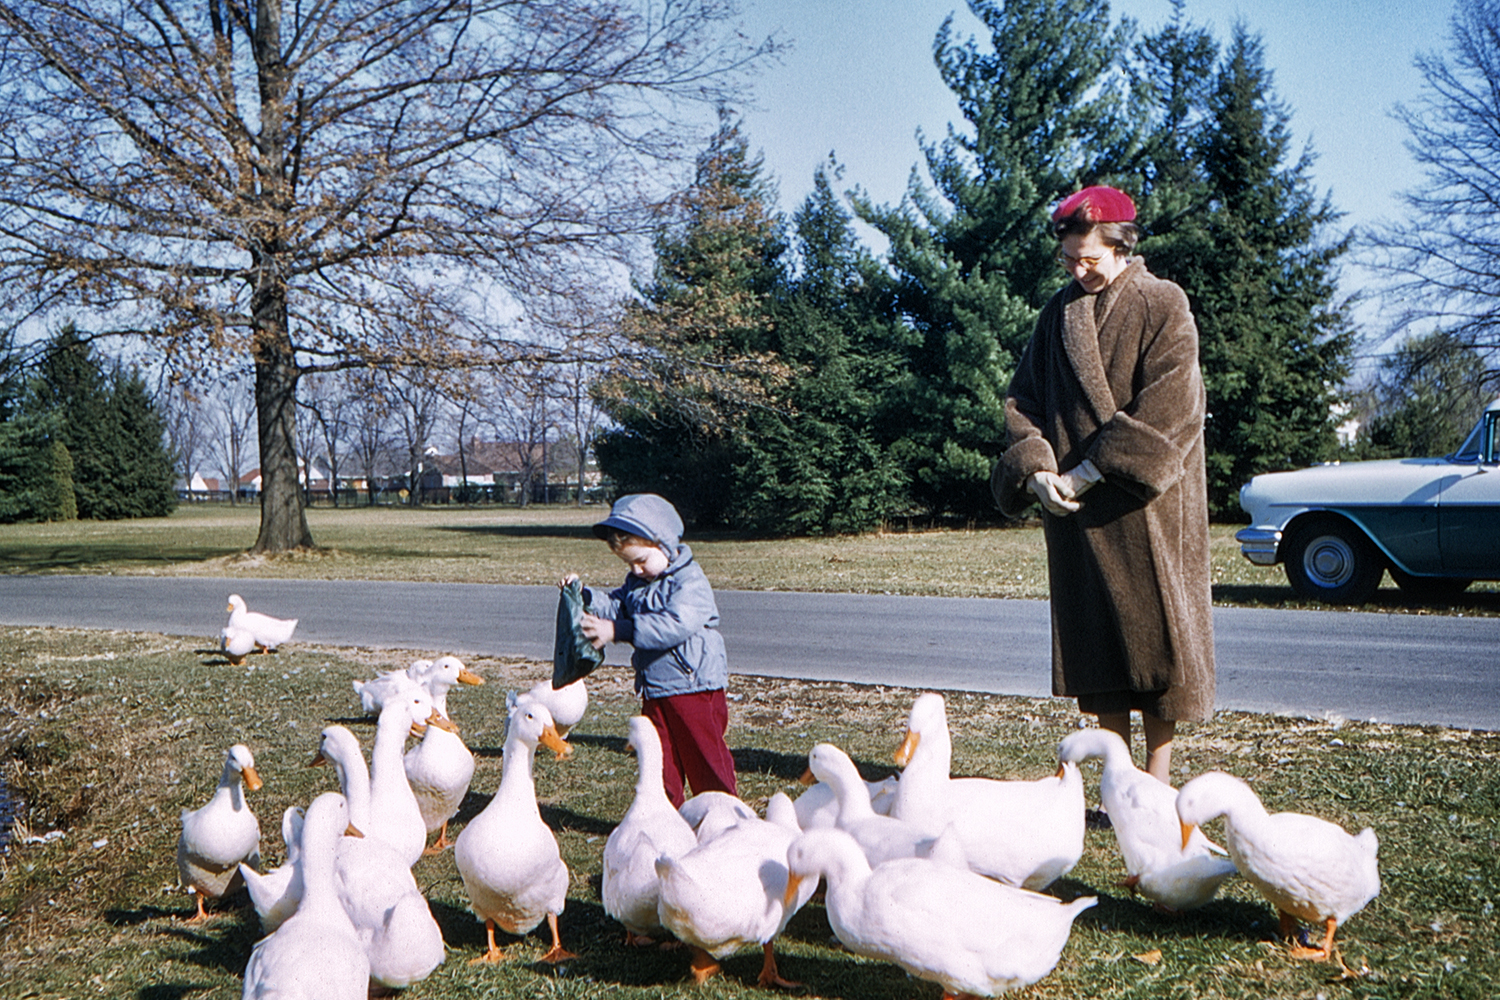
[{"left": 1235, "top": 526, "right": 1282, "bottom": 565}]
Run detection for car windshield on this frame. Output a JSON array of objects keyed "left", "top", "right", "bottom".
[{"left": 1451, "top": 414, "right": 1490, "bottom": 462}]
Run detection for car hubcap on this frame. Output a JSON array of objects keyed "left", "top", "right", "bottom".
[{"left": 1305, "top": 535, "right": 1355, "bottom": 587}]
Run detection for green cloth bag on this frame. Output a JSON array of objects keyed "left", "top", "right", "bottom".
[{"left": 552, "top": 578, "right": 605, "bottom": 688}]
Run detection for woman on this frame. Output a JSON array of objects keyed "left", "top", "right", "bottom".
[{"left": 993, "top": 185, "right": 1214, "bottom": 784}]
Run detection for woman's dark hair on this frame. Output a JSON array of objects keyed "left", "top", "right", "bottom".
[{"left": 1052, "top": 213, "right": 1142, "bottom": 254}]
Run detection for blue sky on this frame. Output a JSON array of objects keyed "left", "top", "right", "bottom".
[{"left": 734, "top": 0, "right": 1455, "bottom": 237}]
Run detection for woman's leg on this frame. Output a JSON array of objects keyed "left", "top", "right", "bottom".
[{"left": 1142, "top": 713, "right": 1176, "bottom": 784}]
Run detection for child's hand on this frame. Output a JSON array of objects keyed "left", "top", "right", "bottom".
[
  {"left": 579, "top": 612, "right": 614, "bottom": 649},
  {"left": 559, "top": 573, "right": 580, "bottom": 589}
]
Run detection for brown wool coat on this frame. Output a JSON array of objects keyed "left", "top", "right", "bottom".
[{"left": 993, "top": 259, "right": 1215, "bottom": 722}]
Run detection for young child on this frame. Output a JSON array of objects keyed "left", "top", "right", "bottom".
[{"left": 561, "top": 493, "right": 736, "bottom": 808}]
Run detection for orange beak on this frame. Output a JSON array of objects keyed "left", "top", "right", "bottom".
[
  {"left": 241, "top": 767, "right": 264, "bottom": 792},
  {"left": 540, "top": 724, "right": 574, "bottom": 760},
  {"left": 427, "top": 709, "right": 459, "bottom": 734},
  {"left": 1055, "top": 763, "right": 1067, "bottom": 780},
  {"left": 1181, "top": 822, "right": 1196, "bottom": 850},
  {"left": 798, "top": 766, "right": 816, "bottom": 787},
  {"left": 308, "top": 750, "right": 327, "bottom": 768},
  {"left": 458, "top": 668, "right": 484, "bottom": 686},
  {"left": 782, "top": 871, "right": 804, "bottom": 910},
  {"left": 345, "top": 823, "right": 365, "bottom": 838},
  {"left": 894, "top": 730, "right": 920, "bottom": 768}
]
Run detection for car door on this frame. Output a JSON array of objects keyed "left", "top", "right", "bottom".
[{"left": 1438, "top": 411, "right": 1500, "bottom": 575}]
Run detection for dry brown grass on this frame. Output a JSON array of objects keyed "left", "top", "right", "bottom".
[{"left": 1, "top": 625, "right": 1496, "bottom": 999}]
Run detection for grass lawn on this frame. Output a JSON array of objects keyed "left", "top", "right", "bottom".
[
  {"left": 2, "top": 502, "right": 1498, "bottom": 613},
  {"left": 0, "top": 628, "right": 1496, "bottom": 999}
]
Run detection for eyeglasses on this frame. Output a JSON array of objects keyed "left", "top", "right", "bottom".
[{"left": 1056, "top": 250, "right": 1113, "bottom": 270}]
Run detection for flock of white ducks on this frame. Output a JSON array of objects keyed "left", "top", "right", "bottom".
[{"left": 182, "top": 598, "right": 1383, "bottom": 996}]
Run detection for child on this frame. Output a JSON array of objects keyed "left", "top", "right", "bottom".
[{"left": 561, "top": 493, "right": 736, "bottom": 808}]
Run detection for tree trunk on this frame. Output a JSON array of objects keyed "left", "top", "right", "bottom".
[{"left": 251, "top": 291, "right": 314, "bottom": 552}]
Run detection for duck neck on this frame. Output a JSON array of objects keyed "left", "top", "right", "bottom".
[
  {"left": 331, "top": 752, "right": 372, "bottom": 832},
  {"left": 633, "top": 735, "right": 667, "bottom": 802},
  {"left": 371, "top": 703, "right": 410, "bottom": 787},
  {"left": 494, "top": 738, "right": 539, "bottom": 815},
  {"left": 219, "top": 761, "right": 249, "bottom": 812}
]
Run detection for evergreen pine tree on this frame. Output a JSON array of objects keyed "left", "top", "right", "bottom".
[
  {"left": 27, "top": 324, "right": 178, "bottom": 519},
  {"left": 28, "top": 325, "right": 113, "bottom": 519},
  {"left": 593, "top": 116, "right": 789, "bottom": 527},
  {"left": 733, "top": 163, "right": 911, "bottom": 533},
  {"left": 855, "top": 0, "right": 1136, "bottom": 518},
  {"left": 106, "top": 367, "right": 178, "bottom": 517},
  {"left": 1354, "top": 331, "right": 1492, "bottom": 459},
  {"left": 1141, "top": 26, "right": 1354, "bottom": 517}
]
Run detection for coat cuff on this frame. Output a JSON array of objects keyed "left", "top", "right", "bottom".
[
  {"left": 612, "top": 618, "right": 635, "bottom": 644},
  {"left": 1089, "top": 411, "right": 1187, "bottom": 500},
  {"left": 993, "top": 438, "right": 1058, "bottom": 517}
]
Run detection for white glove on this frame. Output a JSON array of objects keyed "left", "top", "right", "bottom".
[
  {"left": 1058, "top": 459, "right": 1103, "bottom": 499},
  {"left": 1027, "top": 471, "right": 1080, "bottom": 516}
]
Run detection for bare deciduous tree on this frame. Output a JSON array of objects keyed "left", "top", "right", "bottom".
[
  {"left": 347, "top": 370, "right": 392, "bottom": 506},
  {"left": 299, "top": 372, "right": 352, "bottom": 507},
  {"left": 156, "top": 382, "right": 208, "bottom": 490},
  {"left": 0, "top": 0, "right": 778, "bottom": 550},
  {"left": 490, "top": 360, "right": 555, "bottom": 505},
  {"left": 384, "top": 367, "right": 444, "bottom": 505},
  {"left": 205, "top": 378, "right": 258, "bottom": 505},
  {"left": 1367, "top": 0, "right": 1500, "bottom": 364}
]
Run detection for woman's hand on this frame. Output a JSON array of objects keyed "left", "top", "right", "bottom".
[
  {"left": 1028, "top": 471, "right": 1081, "bottom": 516},
  {"left": 559, "top": 572, "right": 580, "bottom": 589},
  {"left": 579, "top": 612, "right": 614, "bottom": 649}
]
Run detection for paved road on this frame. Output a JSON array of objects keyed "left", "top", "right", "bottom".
[{"left": 0, "top": 575, "right": 1495, "bottom": 731}]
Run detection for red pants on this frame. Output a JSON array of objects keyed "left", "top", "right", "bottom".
[{"left": 642, "top": 689, "right": 738, "bottom": 809}]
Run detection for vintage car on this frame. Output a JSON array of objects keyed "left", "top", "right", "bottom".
[{"left": 1235, "top": 397, "right": 1500, "bottom": 604}]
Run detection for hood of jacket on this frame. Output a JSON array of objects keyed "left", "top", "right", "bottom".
[{"left": 592, "top": 493, "right": 684, "bottom": 551}]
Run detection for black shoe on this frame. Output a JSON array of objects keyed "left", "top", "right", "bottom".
[{"left": 1084, "top": 808, "right": 1113, "bottom": 831}]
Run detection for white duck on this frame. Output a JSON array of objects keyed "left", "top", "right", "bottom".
[
  {"left": 455, "top": 698, "right": 576, "bottom": 964},
  {"left": 241, "top": 805, "right": 304, "bottom": 934},
  {"left": 404, "top": 657, "right": 484, "bottom": 852},
  {"left": 352, "top": 659, "right": 431, "bottom": 715},
  {"left": 809, "top": 742, "right": 962, "bottom": 868},
  {"left": 368, "top": 688, "right": 442, "bottom": 868},
  {"left": 602, "top": 716, "right": 700, "bottom": 946},
  {"left": 1177, "top": 771, "right": 1380, "bottom": 963},
  {"left": 311, "top": 724, "right": 447, "bottom": 988},
  {"left": 792, "top": 770, "right": 899, "bottom": 831},
  {"left": 784, "top": 827, "right": 1097, "bottom": 998},
  {"left": 504, "top": 684, "right": 584, "bottom": 760},
  {"left": 226, "top": 594, "right": 298, "bottom": 653},
  {"left": 891, "top": 693, "right": 1084, "bottom": 890},
  {"left": 654, "top": 806, "right": 818, "bottom": 987},
  {"left": 220, "top": 626, "right": 257, "bottom": 666},
  {"left": 1058, "top": 728, "right": 1236, "bottom": 912},
  {"left": 242, "top": 792, "right": 369, "bottom": 1000},
  {"left": 178, "top": 743, "right": 262, "bottom": 921},
  {"left": 679, "top": 790, "right": 757, "bottom": 840},
  {"left": 513, "top": 677, "right": 589, "bottom": 737}
]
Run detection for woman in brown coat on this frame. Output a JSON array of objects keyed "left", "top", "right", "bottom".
[{"left": 993, "top": 186, "right": 1214, "bottom": 784}]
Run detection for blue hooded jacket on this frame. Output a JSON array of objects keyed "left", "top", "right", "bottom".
[{"left": 584, "top": 494, "right": 727, "bottom": 699}]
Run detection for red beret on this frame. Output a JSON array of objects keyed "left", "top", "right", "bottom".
[{"left": 1051, "top": 185, "right": 1136, "bottom": 223}]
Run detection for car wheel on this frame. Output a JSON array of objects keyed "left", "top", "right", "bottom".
[
  {"left": 1283, "top": 519, "right": 1385, "bottom": 605},
  {"left": 1388, "top": 566, "right": 1472, "bottom": 601}
]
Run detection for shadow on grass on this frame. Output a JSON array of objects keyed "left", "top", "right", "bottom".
[
  {"left": 138, "top": 903, "right": 259, "bottom": 978},
  {"left": 0, "top": 545, "right": 242, "bottom": 574},
  {"left": 137, "top": 985, "right": 212, "bottom": 1000},
  {"left": 439, "top": 524, "right": 600, "bottom": 541},
  {"left": 731, "top": 745, "right": 809, "bottom": 782}
]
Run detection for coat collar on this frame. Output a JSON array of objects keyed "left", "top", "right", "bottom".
[{"left": 1059, "top": 257, "right": 1145, "bottom": 426}]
